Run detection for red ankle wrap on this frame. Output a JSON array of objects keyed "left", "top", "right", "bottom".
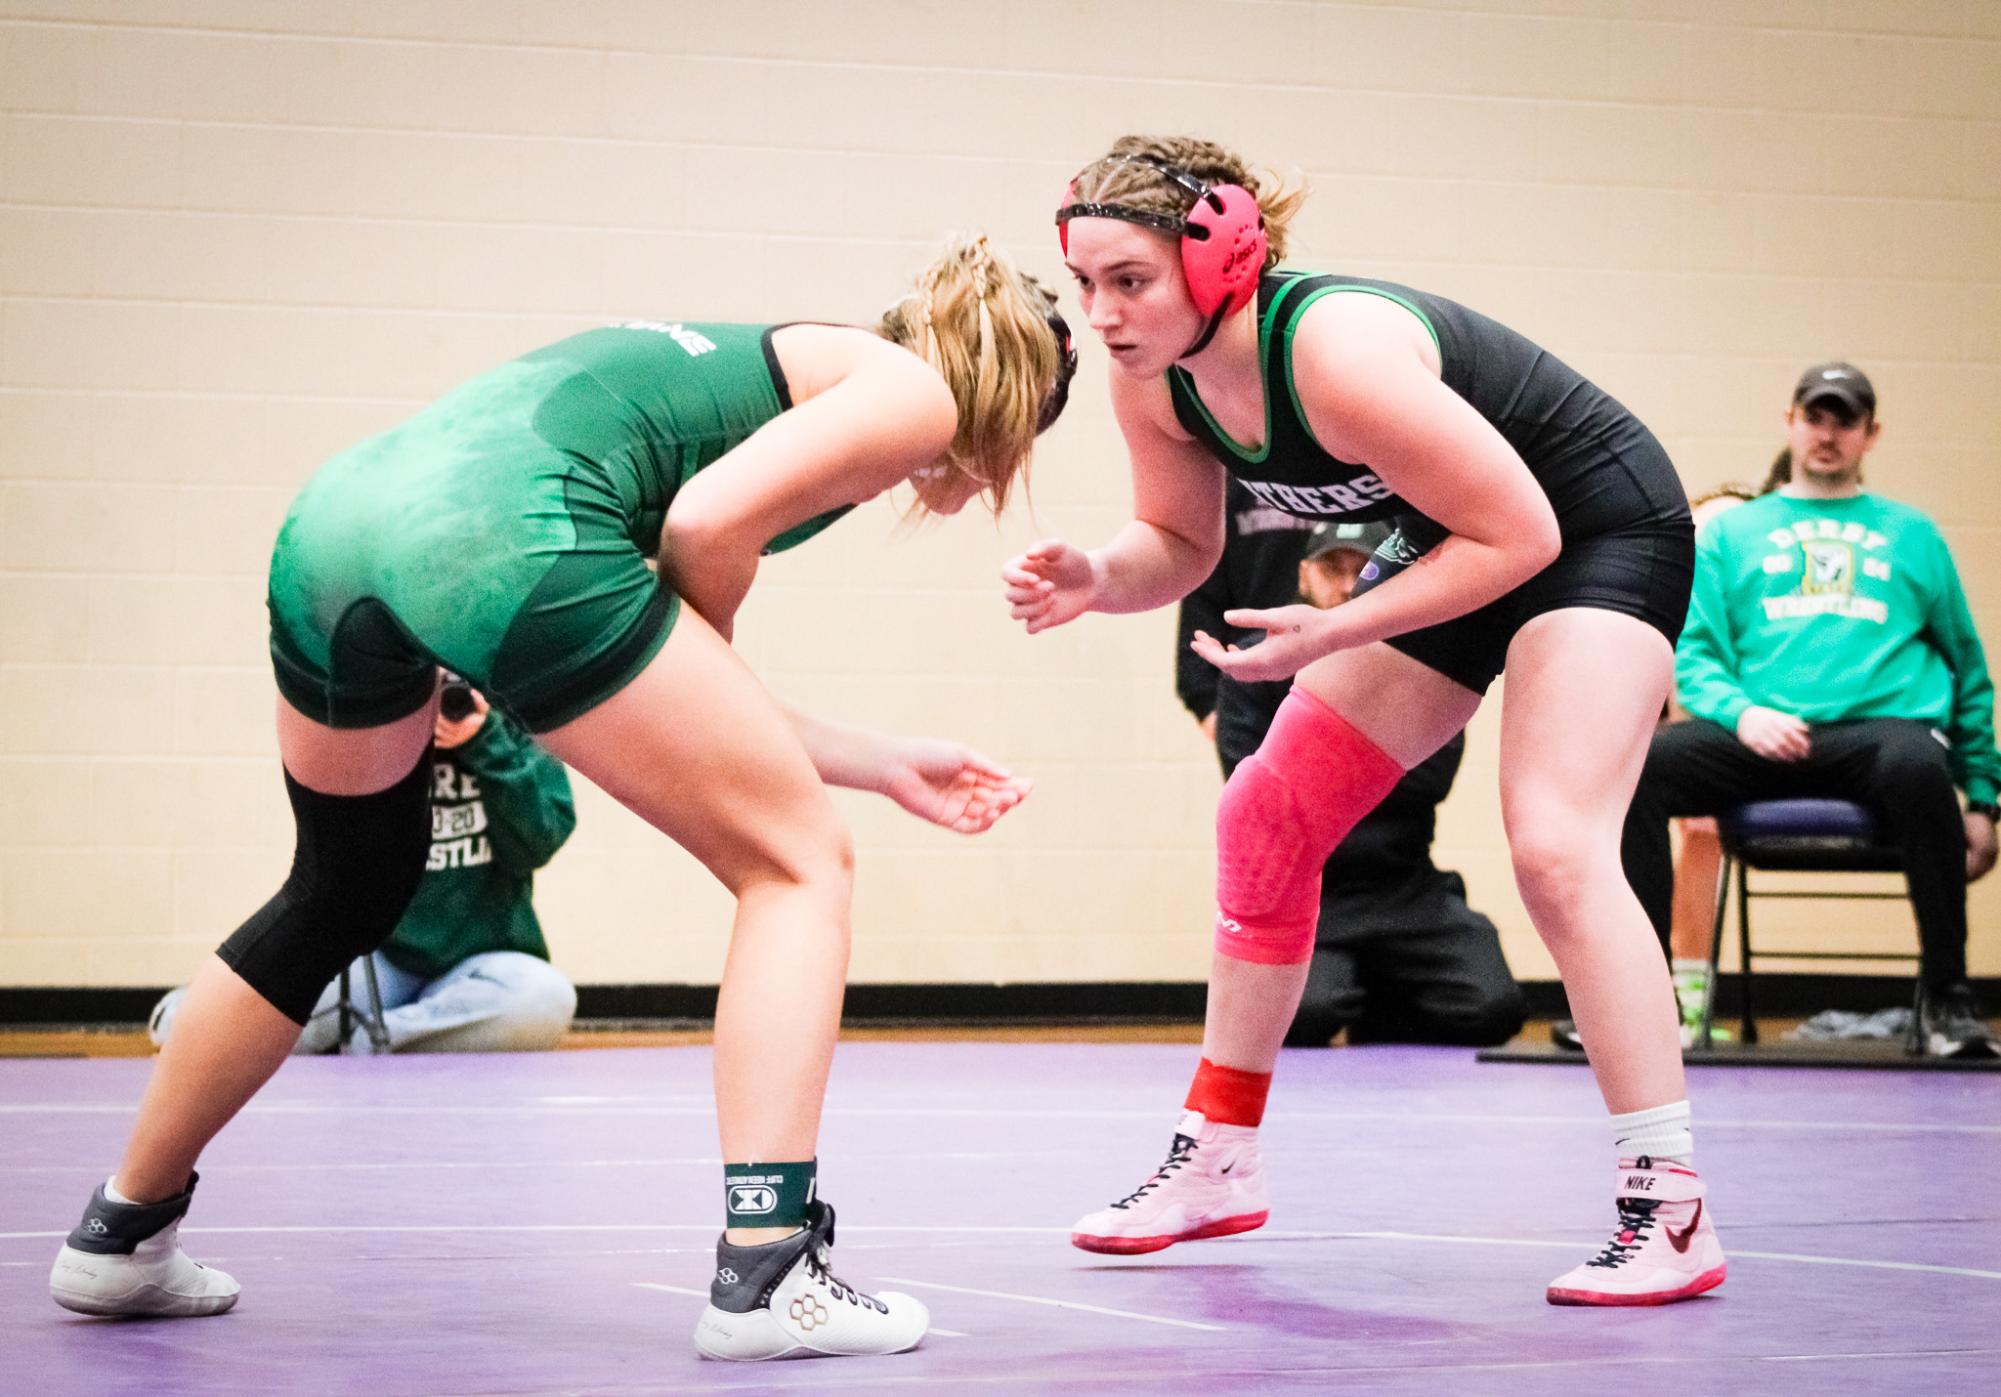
[{"left": 1184, "top": 1057, "right": 1271, "bottom": 1127}]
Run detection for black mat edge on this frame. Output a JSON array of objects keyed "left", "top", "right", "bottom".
[
  {"left": 5, "top": 975, "right": 1994, "bottom": 1029},
  {"left": 1478, "top": 1042, "right": 2001, "bottom": 1072}
]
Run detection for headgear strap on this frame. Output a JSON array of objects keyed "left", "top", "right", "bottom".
[
  {"left": 1051, "top": 201, "right": 1186, "bottom": 236},
  {"left": 1054, "top": 155, "right": 1208, "bottom": 239},
  {"left": 1037, "top": 305, "right": 1078, "bottom": 434}
]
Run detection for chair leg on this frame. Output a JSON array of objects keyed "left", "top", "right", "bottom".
[
  {"left": 359, "top": 955, "right": 391, "bottom": 1053},
  {"left": 1700, "top": 853, "right": 1732, "bottom": 1051},
  {"left": 336, "top": 965, "right": 354, "bottom": 1053},
  {"left": 1905, "top": 979, "right": 1924, "bottom": 1055},
  {"left": 1736, "top": 860, "right": 1759, "bottom": 1045}
]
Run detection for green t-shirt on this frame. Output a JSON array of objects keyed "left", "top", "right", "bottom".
[
  {"left": 1676, "top": 490, "right": 1999, "bottom": 804},
  {"left": 380, "top": 715, "right": 577, "bottom": 981}
]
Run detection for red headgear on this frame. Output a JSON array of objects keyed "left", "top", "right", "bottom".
[{"left": 1056, "top": 155, "right": 1267, "bottom": 319}]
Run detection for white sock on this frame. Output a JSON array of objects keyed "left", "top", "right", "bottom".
[
  {"left": 1611, "top": 1100, "right": 1693, "bottom": 1166},
  {"left": 104, "top": 1176, "right": 135, "bottom": 1205}
]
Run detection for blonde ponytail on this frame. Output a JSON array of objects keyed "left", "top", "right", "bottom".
[{"left": 879, "top": 234, "right": 1066, "bottom": 515}]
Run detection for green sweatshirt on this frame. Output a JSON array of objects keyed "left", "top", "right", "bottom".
[
  {"left": 1676, "top": 490, "right": 1999, "bottom": 805},
  {"left": 380, "top": 714, "right": 577, "bottom": 981}
]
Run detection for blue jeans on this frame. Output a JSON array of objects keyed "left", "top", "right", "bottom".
[{"left": 152, "top": 951, "right": 576, "bottom": 1054}]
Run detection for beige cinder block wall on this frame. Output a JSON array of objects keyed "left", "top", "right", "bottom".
[{"left": 3, "top": 1, "right": 1998, "bottom": 992}]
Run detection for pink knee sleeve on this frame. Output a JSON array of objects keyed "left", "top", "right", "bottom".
[{"left": 1214, "top": 687, "right": 1407, "bottom": 964}]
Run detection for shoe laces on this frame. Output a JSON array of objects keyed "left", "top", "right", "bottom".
[
  {"left": 1584, "top": 1195, "right": 1663, "bottom": 1270},
  {"left": 804, "top": 1243, "right": 888, "bottom": 1315},
  {"left": 1112, "top": 1132, "right": 1198, "bottom": 1210}
]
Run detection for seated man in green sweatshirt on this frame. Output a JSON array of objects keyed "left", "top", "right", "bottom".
[
  {"left": 151, "top": 680, "right": 578, "bottom": 1053},
  {"left": 1620, "top": 362, "right": 1999, "bottom": 1058}
]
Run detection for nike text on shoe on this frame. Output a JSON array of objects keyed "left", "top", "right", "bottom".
[
  {"left": 50, "top": 1173, "right": 240, "bottom": 1317},
  {"left": 1916, "top": 981, "right": 2000, "bottom": 1060},
  {"left": 1071, "top": 1111, "right": 1269, "bottom": 1256},
  {"left": 693, "top": 1201, "right": 927, "bottom": 1361},
  {"left": 1547, "top": 1156, "right": 1726, "bottom": 1307}
]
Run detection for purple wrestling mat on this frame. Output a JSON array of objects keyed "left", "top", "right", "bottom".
[{"left": 5, "top": 1043, "right": 1998, "bottom": 1395}]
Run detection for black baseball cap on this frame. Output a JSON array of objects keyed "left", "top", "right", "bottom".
[
  {"left": 1792, "top": 361, "right": 1876, "bottom": 419},
  {"left": 1303, "top": 520, "right": 1390, "bottom": 562}
]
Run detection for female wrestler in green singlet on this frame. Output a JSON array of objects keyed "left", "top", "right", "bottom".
[{"left": 51, "top": 234, "right": 1076, "bottom": 1363}]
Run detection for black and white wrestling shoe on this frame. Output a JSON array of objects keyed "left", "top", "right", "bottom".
[
  {"left": 50, "top": 1173, "right": 240, "bottom": 1317},
  {"left": 693, "top": 1201, "right": 927, "bottom": 1360}
]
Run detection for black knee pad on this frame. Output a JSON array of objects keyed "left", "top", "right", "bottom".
[{"left": 217, "top": 757, "right": 433, "bottom": 1024}]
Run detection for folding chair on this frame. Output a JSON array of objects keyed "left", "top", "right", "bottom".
[{"left": 1703, "top": 798, "right": 1918, "bottom": 1049}]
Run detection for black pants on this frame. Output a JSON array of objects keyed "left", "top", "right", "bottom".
[
  {"left": 1286, "top": 871, "right": 1527, "bottom": 1048},
  {"left": 1620, "top": 717, "right": 1968, "bottom": 987}
]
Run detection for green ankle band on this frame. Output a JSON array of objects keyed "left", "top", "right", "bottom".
[{"left": 723, "top": 1160, "right": 816, "bottom": 1228}]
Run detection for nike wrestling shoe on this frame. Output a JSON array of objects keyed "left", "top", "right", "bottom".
[
  {"left": 50, "top": 1173, "right": 240, "bottom": 1317},
  {"left": 1071, "top": 1111, "right": 1268, "bottom": 1256},
  {"left": 1547, "top": 1156, "right": 1726, "bottom": 1306},
  {"left": 694, "top": 1201, "right": 928, "bottom": 1361}
]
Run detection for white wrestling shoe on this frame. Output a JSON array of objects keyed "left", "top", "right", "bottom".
[
  {"left": 1071, "top": 1111, "right": 1269, "bottom": 1256},
  {"left": 50, "top": 1173, "right": 240, "bottom": 1317},
  {"left": 694, "top": 1201, "right": 928, "bottom": 1361},
  {"left": 1546, "top": 1156, "right": 1727, "bottom": 1306}
]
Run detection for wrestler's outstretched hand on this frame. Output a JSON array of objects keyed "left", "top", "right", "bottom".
[
  {"left": 1002, "top": 539, "right": 1095, "bottom": 634},
  {"left": 881, "top": 739, "right": 1033, "bottom": 834},
  {"left": 1190, "top": 604, "right": 1336, "bottom": 683}
]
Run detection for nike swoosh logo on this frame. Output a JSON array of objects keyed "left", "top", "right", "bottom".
[
  {"left": 1219, "top": 1160, "right": 1235, "bottom": 1175},
  {"left": 1666, "top": 1199, "right": 1702, "bottom": 1253}
]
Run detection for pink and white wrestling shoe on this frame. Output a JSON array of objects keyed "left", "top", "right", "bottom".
[
  {"left": 1546, "top": 1156, "right": 1726, "bottom": 1306},
  {"left": 1071, "top": 1111, "right": 1269, "bottom": 1255}
]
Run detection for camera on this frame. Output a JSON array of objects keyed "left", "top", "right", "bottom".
[{"left": 439, "top": 675, "right": 476, "bottom": 722}]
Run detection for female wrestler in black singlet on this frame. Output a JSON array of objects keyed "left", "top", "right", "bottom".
[{"left": 1005, "top": 135, "right": 1723, "bottom": 1307}]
